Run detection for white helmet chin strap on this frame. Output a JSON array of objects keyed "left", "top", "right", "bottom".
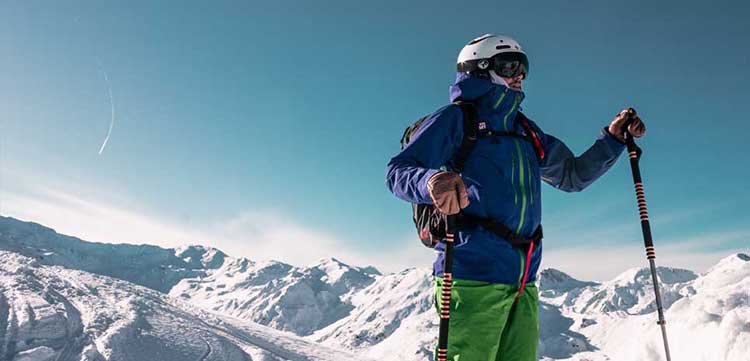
[{"left": 489, "top": 70, "right": 509, "bottom": 87}]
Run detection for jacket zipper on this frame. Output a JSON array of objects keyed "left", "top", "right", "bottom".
[
  {"left": 502, "top": 94, "right": 521, "bottom": 131},
  {"left": 493, "top": 88, "right": 508, "bottom": 109}
]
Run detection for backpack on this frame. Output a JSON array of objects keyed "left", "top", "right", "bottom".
[{"left": 399, "top": 101, "right": 545, "bottom": 248}]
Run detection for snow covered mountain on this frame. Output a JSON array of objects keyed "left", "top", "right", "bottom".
[
  {"left": 1, "top": 216, "right": 748, "bottom": 360},
  {"left": 0, "top": 251, "right": 364, "bottom": 361},
  {"left": 0, "top": 216, "right": 225, "bottom": 293},
  {"left": 310, "top": 267, "right": 437, "bottom": 361},
  {"left": 307, "top": 254, "right": 749, "bottom": 361},
  {"left": 168, "top": 256, "right": 379, "bottom": 336},
  {"left": 543, "top": 266, "right": 698, "bottom": 315},
  {"left": 538, "top": 268, "right": 599, "bottom": 298},
  {"left": 544, "top": 253, "right": 750, "bottom": 361},
  {"left": 0, "top": 216, "right": 380, "bottom": 337}
]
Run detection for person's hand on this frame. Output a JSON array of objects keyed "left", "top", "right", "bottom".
[
  {"left": 426, "top": 172, "right": 469, "bottom": 215},
  {"left": 608, "top": 108, "right": 646, "bottom": 143}
]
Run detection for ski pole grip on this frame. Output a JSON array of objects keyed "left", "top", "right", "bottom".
[{"left": 620, "top": 107, "right": 637, "bottom": 138}]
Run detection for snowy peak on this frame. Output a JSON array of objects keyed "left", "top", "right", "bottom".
[
  {"left": 706, "top": 252, "right": 749, "bottom": 273},
  {"left": 312, "top": 257, "right": 354, "bottom": 284},
  {"left": 694, "top": 252, "right": 750, "bottom": 289},
  {"left": 311, "top": 256, "right": 381, "bottom": 278},
  {"left": 539, "top": 268, "right": 598, "bottom": 298},
  {"left": 563, "top": 266, "right": 696, "bottom": 316},
  {"left": 175, "top": 244, "right": 227, "bottom": 269},
  {"left": 307, "top": 257, "right": 380, "bottom": 297},
  {"left": 0, "top": 216, "right": 212, "bottom": 293},
  {"left": 609, "top": 266, "right": 697, "bottom": 286},
  {"left": 360, "top": 266, "right": 381, "bottom": 276},
  {"left": 315, "top": 256, "right": 348, "bottom": 267}
]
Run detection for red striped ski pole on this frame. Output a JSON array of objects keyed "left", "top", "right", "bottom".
[
  {"left": 436, "top": 214, "right": 456, "bottom": 361},
  {"left": 623, "top": 109, "right": 673, "bottom": 361}
]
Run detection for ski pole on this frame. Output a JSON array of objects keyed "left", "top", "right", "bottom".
[
  {"left": 436, "top": 214, "right": 456, "bottom": 361},
  {"left": 622, "top": 110, "right": 672, "bottom": 361}
]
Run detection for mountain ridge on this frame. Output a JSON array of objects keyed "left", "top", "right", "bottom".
[{"left": 1, "top": 215, "right": 748, "bottom": 361}]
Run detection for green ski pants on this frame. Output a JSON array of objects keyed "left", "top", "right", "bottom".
[{"left": 434, "top": 278, "right": 539, "bottom": 361}]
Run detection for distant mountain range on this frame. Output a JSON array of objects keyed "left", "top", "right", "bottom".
[{"left": 1, "top": 216, "right": 748, "bottom": 361}]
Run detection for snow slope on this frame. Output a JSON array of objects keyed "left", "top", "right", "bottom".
[
  {"left": 310, "top": 267, "right": 438, "bottom": 361},
  {"left": 0, "top": 251, "right": 365, "bottom": 361},
  {"left": 555, "top": 253, "right": 750, "bottom": 361}
]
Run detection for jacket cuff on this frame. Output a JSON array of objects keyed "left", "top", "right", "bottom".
[
  {"left": 418, "top": 169, "right": 441, "bottom": 203},
  {"left": 600, "top": 126, "right": 627, "bottom": 152}
]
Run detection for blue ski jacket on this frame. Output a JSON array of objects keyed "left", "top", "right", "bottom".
[{"left": 386, "top": 73, "right": 626, "bottom": 285}]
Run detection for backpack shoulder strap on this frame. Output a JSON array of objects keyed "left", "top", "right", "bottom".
[
  {"left": 450, "top": 101, "right": 479, "bottom": 173},
  {"left": 399, "top": 116, "right": 428, "bottom": 150}
]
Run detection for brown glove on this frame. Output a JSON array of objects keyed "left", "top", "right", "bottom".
[
  {"left": 608, "top": 107, "right": 646, "bottom": 143},
  {"left": 427, "top": 171, "right": 470, "bottom": 215}
]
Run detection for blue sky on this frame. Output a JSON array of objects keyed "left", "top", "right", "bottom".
[{"left": 2, "top": 1, "right": 748, "bottom": 280}]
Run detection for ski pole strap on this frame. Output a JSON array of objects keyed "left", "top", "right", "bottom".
[{"left": 515, "top": 240, "right": 535, "bottom": 301}]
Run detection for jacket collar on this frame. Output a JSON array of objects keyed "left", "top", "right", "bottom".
[{"left": 449, "top": 72, "right": 525, "bottom": 131}]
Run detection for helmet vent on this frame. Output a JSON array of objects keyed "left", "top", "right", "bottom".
[
  {"left": 468, "top": 34, "right": 495, "bottom": 45},
  {"left": 496, "top": 45, "right": 511, "bottom": 50}
]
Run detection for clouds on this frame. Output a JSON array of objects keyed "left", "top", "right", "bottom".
[
  {"left": 207, "top": 211, "right": 436, "bottom": 273},
  {"left": 543, "top": 240, "right": 748, "bottom": 282},
  {"left": 540, "top": 199, "right": 748, "bottom": 281},
  {"left": 4, "top": 183, "right": 204, "bottom": 248},
  {"left": 209, "top": 210, "right": 358, "bottom": 267},
  {"left": 1, "top": 176, "right": 433, "bottom": 273}
]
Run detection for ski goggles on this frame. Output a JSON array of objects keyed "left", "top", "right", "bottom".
[{"left": 457, "top": 52, "right": 529, "bottom": 79}]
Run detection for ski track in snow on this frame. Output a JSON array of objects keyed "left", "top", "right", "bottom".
[{"left": 198, "top": 335, "right": 212, "bottom": 361}]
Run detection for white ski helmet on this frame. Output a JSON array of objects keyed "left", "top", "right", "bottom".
[{"left": 457, "top": 34, "right": 529, "bottom": 78}]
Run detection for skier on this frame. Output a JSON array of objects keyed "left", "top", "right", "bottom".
[{"left": 385, "top": 34, "right": 645, "bottom": 360}]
